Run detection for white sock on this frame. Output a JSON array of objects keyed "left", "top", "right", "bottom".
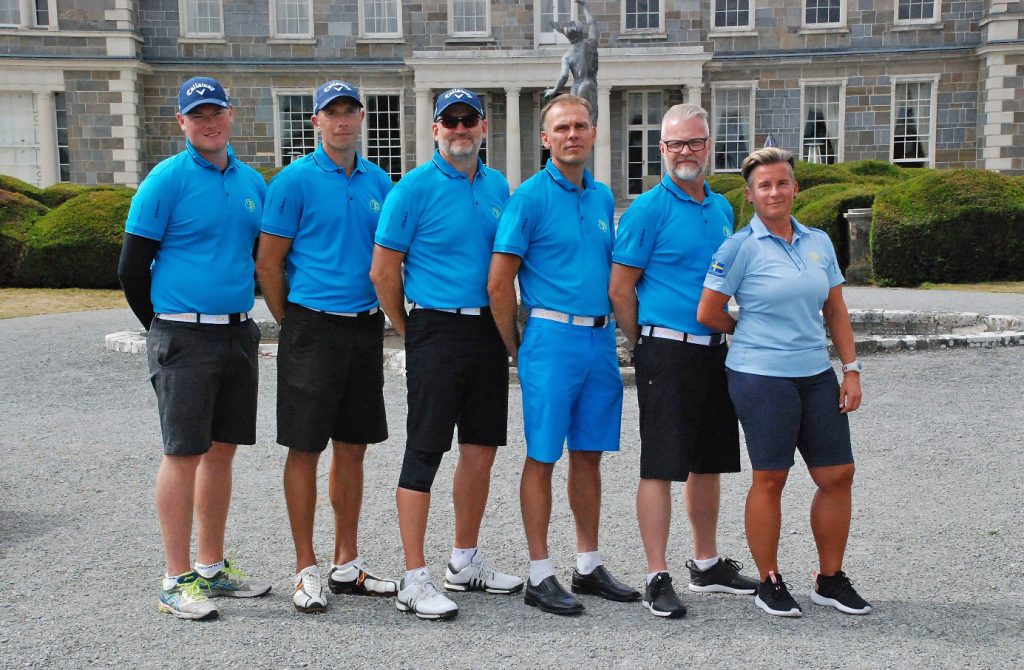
[
  {"left": 332, "top": 556, "right": 362, "bottom": 572},
  {"left": 163, "top": 571, "right": 191, "bottom": 591},
  {"left": 405, "top": 566, "right": 430, "bottom": 585},
  {"left": 576, "top": 550, "right": 602, "bottom": 575},
  {"left": 529, "top": 558, "right": 555, "bottom": 586},
  {"left": 646, "top": 571, "right": 666, "bottom": 585},
  {"left": 693, "top": 555, "right": 720, "bottom": 572},
  {"left": 195, "top": 559, "right": 224, "bottom": 579},
  {"left": 450, "top": 547, "right": 478, "bottom": 572}
]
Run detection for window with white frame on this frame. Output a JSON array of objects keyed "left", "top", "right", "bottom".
[
  {"left": 364, "top": 94, "right": 403, "bottom": 180},
  {"left": 54, "top": 91, "right": 69, "bottom": 182},
  {"left": 804, "top": 0, "right": 842, "bottom": 25},
  {"left": 714, "top": 0, "right": 752, "bottom": 29},
  {"left": 0, "top": 92, "right": 41, "bottom": 184},
  {"left": 361, "top": 0, "right": 400, "bottom": 37},
  {"left": 537, "top": 0, "right": 574, "bottom": 45},
  {"left": 182, "top": 0, "right": 223, "bottom": 36},
  {"left": 273, "top": 0, "right": 312, "bottom": 37},
  {"left": 801, "top": 83, "right": 842, "bottom": 165},
  {"left": 450, "top": 0, "right": 489, "bottom": 36},
  {"left": 892, "top": 80, "right": 933, "bottom": 168},
  {"left": 896, "top": 0, "right": 938, "bottom": 22},
  {"left": 35, "top": 0, "right": 51, "bottom": 26},
  {"left": 0, "top": 0, "right": 19, "bottom": 26},
  {"left": 276, "top": 93, "right": 316, "bottom": 167},
  {"left": 624, "top": 0, "right": 662, "bottom": 32},
  {"left": 713, "top": 87, "right": 753, "bottom": 172},
  {"left": 625, "top": 91, "right": 665, "bottom": 196}
]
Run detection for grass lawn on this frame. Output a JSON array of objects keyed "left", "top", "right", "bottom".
[
  {"left": 0, "top": 288, "right": 127, "bottom": 319},
  {"left": 919, "top": 281, "right": 1024, "bottom": 294}
]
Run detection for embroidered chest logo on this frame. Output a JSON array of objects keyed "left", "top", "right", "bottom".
[
  {"left": 598, "top": 219, "right": 609, "bottom": 233},
  {"left": 722, "top": 225, "right": 732, "bottom": 239},
  {"left": 369, "top": 198, "right": 381, "bottom": 213},
  {"left": 807, "top": 251, "right": 821, "bottom": 263},
  {"left": 244, "top": 198, "right": 256, "bottom": 213},
  {"left": 491, "top": 207, "right": 501, "bottom": 219}
]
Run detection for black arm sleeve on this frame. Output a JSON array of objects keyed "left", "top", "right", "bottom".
[{"left": 117, "top": 232, "right": 160, "bottom": 330}]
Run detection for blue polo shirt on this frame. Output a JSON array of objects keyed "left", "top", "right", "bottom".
[
  {"left": 493, "top": 160, "right": 615, "bottom": 316},
  {"left": 614, "top": 175, "right": 734, "bottom": 334},
  {"left": 261, "top": 146, "right": 392, "bottom": 312},
  {"left": 125, "top": 141, "right": 265, "bottom": 314},
  {"left": 375, "top": 150, "right": 509, "bottom": 308},
  {"left": 703, "top": 215, "right": 845, "bottom": 377}
]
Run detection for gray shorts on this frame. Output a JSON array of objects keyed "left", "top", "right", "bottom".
[{"left": 147, "top": 318, "right": 261, "bottom": 456}]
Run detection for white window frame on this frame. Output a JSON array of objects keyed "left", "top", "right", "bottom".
[
  {"left": 622, "top": 89, "right": 667, "bottom": 199},
  {"left": 448, "top": 0, "right": 490, "bottom": 38},
  {"left": 273, "top": 88, "right": 317, "bottom": 168},
  {"left": 711, "top": 81, "right": 756, "bottom": 174},
  {"left": 361, "top": 90, "right": 405, "bottom": 180},
  {"left": 621, "top": 0, "right": 665, "bottom": 34},
  {"left": 179, "top": 0, "right": 225, "bottom": 38},
  {"left": 801, "top": 0, "right": 846, "bottom": 30},
  {"left": 270, "top": 0, "right": 313, "bottom": 39},
  {"left": 799, "top": 78, "right": 846, "bottom": 165},
  {"left": 535, "top": 0, "right": 576, "bottom": 47},
  {"left": 894, "top": 0, "right": 940, "bottom": 27},
  {"left": 890, "top": 75, "right": 939, "bottom": 169},
  {"left": 711, "top": 0, "right": 755, "bottom": 34},
  {"left": 359, "top": 0, "right": 402, "bottom": 38},
  {"left": 0, "top": 0, "right": 57, "bottom": 29}
]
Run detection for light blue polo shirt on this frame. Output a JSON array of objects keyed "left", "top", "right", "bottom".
[
  {"left": 703, "top": 215, "right": 845, "bottom": 377},
  {"left": 493, "top": 160, "right": 615, "bottom": 316},
  {"left": 614, "top": 175, "right": 734, "bottom": 335},
  {"left": 125, "top": 141, "right": 265, "bottom": 314},
  {"left": 261, "top": 146, "right": 392, "bottom": 313},
  {"left": 375, "top": 150, "right": 509, "bottom": 308}
]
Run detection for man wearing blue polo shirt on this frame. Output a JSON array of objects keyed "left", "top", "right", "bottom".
[
  {"left": 118, "top": 76, "right": 271, "bottom": 621},
  {"left": 609, "top": 103, "right": 758, "bottom": 620},
  {"left": 370, "top": 87, "right": 523, "bottom": 620},
  {"left": 256, "top": 81, "right": 397, "bottom": 615},
  {"left": 488, "top": 94, "right": 640, "bottom": 615}
]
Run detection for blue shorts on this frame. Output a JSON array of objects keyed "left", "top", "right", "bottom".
[
  {"left": 517, "top": 316, "right": 623, "bottom": 463},
  {"left": 726, "top": 368, "right": 853, "bottom": 471}
]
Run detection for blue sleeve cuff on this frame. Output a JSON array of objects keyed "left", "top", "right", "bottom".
[
  {"left": 374, "top": 237, "right": 409, "bottom": 253},
  {"left": 492, "top": 244, "right": 525, "bottom": 258}
]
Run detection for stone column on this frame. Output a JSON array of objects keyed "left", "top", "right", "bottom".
[
  {"left": 35, "top": 91, "right": 59, "bottom": 187},
  {"left": 686, "top": 81, "right": 703, "bottom": 108},
  {"left": 504, "top": 87, "right": 521, "bottom": 189},
  {"left": 415, "top": 88, "right": 434, "bottom": 165},
  {"left": 595, "top": 86, "right": 611, "bottom": 185},
  {"left": 843, "top": 207, "right": 873, "bottom": 285}
]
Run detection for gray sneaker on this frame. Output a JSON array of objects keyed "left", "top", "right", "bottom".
[
  {"left": 197, "top": 558, "right": 272, "bottom": 598},
  {"left": 158, "top": 572, "right": 219, "bottom": 620}
]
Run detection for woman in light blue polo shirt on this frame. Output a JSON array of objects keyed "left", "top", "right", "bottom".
[{"left": 696, "top": 147, "right": 871, "bottom": 619}]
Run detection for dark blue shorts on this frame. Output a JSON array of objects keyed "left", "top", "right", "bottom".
[{"left": 726, "top": 368, "right": 852, "bottom": 471}]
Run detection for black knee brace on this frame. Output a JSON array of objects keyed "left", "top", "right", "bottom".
[{"left": 398, "top": 449, "right": 444, "bottom": 493}]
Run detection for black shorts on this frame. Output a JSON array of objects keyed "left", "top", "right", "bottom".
[
  {"left": 405, "top": 308, "right": 509, "bottom": 454},
  {"left": 634, "top": 335, "right": 740, "bottom": 481},
  {"left": 147, "top": 317, "right": 261, "bottom": 457},
  {"left": 276, "top": 303, "right": 388, "bottom": 452}
]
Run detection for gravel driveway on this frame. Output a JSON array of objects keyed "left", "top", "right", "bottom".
[{"left": 0, "top": 303, "right": 1021, "bottom": 669}]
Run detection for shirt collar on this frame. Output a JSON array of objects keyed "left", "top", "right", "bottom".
[
  {"left": 660, "top": 173, "right": 711, "bottom": 204},
  {"left": 749, "top": 214, "right": 808, "bottom": 241},
  {"left": 544, "top": 159, "right": 594, "bottom": 192},
  {"left": 312, "top": 144, "right": 368, "bottom": 174},
  {"left": 432, "top": 149, "right": 487, "bottom": 180},
  {"left": 185, "top": 140, "right": 237, "bottom": 171}
]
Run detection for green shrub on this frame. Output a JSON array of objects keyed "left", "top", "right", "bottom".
[
  {"left": 794, "top": 184, "right": 878, "bottom": 269},
  {"left": 871, "top": 170, "right": 1024, "bottom": 286},
  {"left": 16, "top": 188, "right": 135, "bottom": 288},
  {"left": 723, "top": 186, "right": 754, "bottom": 230},
  {"left": 0, "top": 175, "right": 43, "bottom": 201},
  {"left": 793, "top": 162, "right": 852, "bottom": 189},
  {"left": 257, "top": 165, "right": 284, "bottom": 183},
  {"left": 37, "top": 183, "right": 90, "bottom": 208},
  {"left": 0, "top": 190, "right": 49, "bottom": 285},
  {"left": 843, "top": 160, "right": 906, "bottom": 181},
  {"left": 707, "top": 173, "right": 745, "bottom": 195}
]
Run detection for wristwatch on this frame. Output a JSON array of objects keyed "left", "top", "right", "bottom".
[{"left": 841, "top": 360, "right": 863, "bottom": 374}]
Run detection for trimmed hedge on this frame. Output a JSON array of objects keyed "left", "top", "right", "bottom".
[
  {"left": 16, "top": 188, "right": 135, "bottom": 288},
  {"left": 707, "top": 173, "right": 745, "bottom": 195},
  {"left": 257, "top": 165, "right": 284, "bottom": 183},
  {"left": 871, "top": 169, "right": 1024, "bottom": 286},
  {"left": 0, "top": 175, "right": 43, "bottom": 201},
  {"left": 723, "top": 186, "right": 754, "bottom": 230},
  {"left": 793, "top": 183, "right": 879, "bottom": 269},
  {"left": 0, "top": 190, "right": 49, "bottom": 284}
]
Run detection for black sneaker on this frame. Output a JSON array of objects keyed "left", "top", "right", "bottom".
[
  {"left": 686, "top": 557, "right": 759, "bottom": 595},
  {"left": 754, "top": 572, "right": 802, "bottom": 617},
  {"left": 642, "top": 572, "right": 687, "bottom": 619},
  {"left": 810, "top": 571, "right": 872, "bottom": 615}
]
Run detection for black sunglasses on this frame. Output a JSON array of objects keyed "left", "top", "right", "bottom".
[{"left": 437, "top": 114, "right": 481, "bottom": 129}]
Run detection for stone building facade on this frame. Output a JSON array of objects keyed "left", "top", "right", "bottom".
[{"left": 1, "top": 1, "right": 1022, "bottom": 202}]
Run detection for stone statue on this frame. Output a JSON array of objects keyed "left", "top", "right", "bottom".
[{"left": 543, "top": 0, "right": 599, "bottom": 124}]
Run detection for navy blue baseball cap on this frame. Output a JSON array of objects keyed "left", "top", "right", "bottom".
[
  {"left": 314, "top": 80, "right": 362, "bottom": 113},
  {"left": 433, "top": 88, "right": 485, "bottom": 120},
  {"left": 178, "top": 77, "right": 230, "bottom": 114}
]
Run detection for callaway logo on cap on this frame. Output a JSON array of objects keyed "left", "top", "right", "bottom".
[
  {"left": 314, "top": 80, "right": 363, "bottom": 113},
  {"left": 177, "top": 77, "right": 230, "bottom": 114},
  {"left": 434, "top": 87, "right": 485, "bottom": 120}
]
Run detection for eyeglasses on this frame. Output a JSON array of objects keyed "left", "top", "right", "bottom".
[
  {"left": 662, "top": 137, "right": 709, "bottom": 153},
  {"left": 437, "top": 114, "right": 481, "bottom": 129}
]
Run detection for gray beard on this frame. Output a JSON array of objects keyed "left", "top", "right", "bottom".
[
  {"left": 668, "top": 161, "right": 705, "bottom": 182},
  {"left": 439, "top": 137, "right": 481, "bottom": 159}
]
